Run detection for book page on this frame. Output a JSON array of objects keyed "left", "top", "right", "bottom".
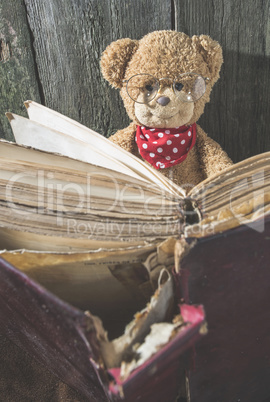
[
  {"left": 1, "top": 238, "right": 176, "bottom": 337},
  {"left": 0, "top": 141, "right": 182, "bottom": 250},
  {"left": 25, "top": 101, "right": 184, "bottom": 197},
  {"left": 7, "top": 102, "right": 185, "bottom": 198},
  {"left": 188, "top": 152, "right": 270, "bottom": 236},
  {"left": 6, "top": 113, "right": 143, "bottom": 181}
]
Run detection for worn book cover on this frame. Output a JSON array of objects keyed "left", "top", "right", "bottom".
[
  {"left": 0, "top": 101, "right": 269, "bottom": 401},
  {"left": 178, "top": 215, "right": 270, "bottom": 401}
]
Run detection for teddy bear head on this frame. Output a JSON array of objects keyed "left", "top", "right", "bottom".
[{"left": 101, "top": 30, "right": 223, "bottom": 129}]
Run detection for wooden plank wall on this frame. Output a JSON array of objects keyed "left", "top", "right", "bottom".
[{"left": 0, "top": 0, "right": 269, "bottom": 162}]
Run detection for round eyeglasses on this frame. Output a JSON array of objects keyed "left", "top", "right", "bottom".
[{"left": 123, "top": 73, "right": 209, "bottom": 104}]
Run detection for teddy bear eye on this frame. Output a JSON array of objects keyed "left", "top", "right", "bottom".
[
  {"left": 125, "top": 74, "right": 158, "bottom": 103},
  {"left": 145, "top": 84, "right": 155, "bottom": 93},
  {"left": 175, "top": 82, "right": 184, "bottom": 91}
]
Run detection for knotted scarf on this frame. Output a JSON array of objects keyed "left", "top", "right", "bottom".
[{"left": 135, "top": 123, "right": 196, "bottom": 169}]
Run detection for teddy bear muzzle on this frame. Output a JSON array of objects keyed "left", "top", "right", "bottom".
[{"left": 156, "top": 96, "right": 170, "bottom": 106}]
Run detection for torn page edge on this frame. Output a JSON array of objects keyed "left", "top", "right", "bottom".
[
  {"left": 108, "top": 304, "right": 206, "bottom": 397},
  {"left": 174, "top": 237, "right": 197, "bottom": 273}
]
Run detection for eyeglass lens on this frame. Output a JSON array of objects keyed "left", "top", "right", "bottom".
[
  {"left": 126, "top": 74, "right": 159, "bottom": 103},
  {"left": 126, "top": 73, "right": 206, "bottom": 104}
]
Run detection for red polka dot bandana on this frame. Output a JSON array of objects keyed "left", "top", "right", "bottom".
[{"left": 135, "top": 123, "right": 197, "bottom": 169}]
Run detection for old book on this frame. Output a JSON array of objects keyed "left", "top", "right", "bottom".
[
  {"left": 3, "top": 100, "right": 270, "bottom": 249},
  {"left": 0, "top": 256, "right": 205, "bottom": 401},
  {"left": 1, "top": 219, "right": 269, "bottom": 401},
  {"left": 177, "top": 214, "right": 270, "bottom": 402},
  {"left": 1, "top": 101, "right": 270, "bottom": 401}
]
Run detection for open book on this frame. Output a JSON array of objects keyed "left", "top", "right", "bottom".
[
  {"left": 1, "top": 101, "right": 270, "bottom": 400},
  {"left": 3, "top": 101, "right": 270, "bottom": 250}
]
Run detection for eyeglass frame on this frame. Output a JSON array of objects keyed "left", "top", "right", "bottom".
[{"left": 122, "top": 72, "right": 210, "bottom": 104}]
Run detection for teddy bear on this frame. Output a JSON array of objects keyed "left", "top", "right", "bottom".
[{"left": 100, "top": 30, "right": 232, "bottom": 190}]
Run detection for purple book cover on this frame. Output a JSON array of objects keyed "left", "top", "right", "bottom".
[
  {"left": 179, "top": 215, "right": 270, "bottom": 401},
  {"left": 0, "top": 256, "right": 205, "bottom": 401}
]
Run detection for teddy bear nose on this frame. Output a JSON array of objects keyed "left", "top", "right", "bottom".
[{"left": 156, "top": 96, "right": 170, "bottom": 106}]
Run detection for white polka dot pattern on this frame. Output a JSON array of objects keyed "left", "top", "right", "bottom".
[{"left": 135, "top": 124, "right": 196, "bottom": 170}]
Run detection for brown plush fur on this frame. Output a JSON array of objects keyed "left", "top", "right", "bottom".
[{"left": 101, "top": 30, "right": 232, "bottom": 189}]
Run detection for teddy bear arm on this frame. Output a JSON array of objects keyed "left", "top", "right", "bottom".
[
  {"left": 109, "top": 123, "right": 137, "bottom": 154},
  {"left": 196, "top": 125, "right": 233, "bottom": 178}
]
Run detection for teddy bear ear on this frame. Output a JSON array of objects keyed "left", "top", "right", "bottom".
[
  {"left": 191, "top": 35, "right": 223, "bottom": 83},
  {"left": 100, "top": 38, "right": 139, "bottom": 89}
]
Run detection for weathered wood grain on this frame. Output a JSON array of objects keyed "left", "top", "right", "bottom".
[
  {"left": 0, "top": 0, "right": 41, "bottom": 140},
  {"left": 175, "top": 0, "right": 270, "bottom": 162},
  {"left": 24, "top": 0, "right": 171, "bottom": 137},
  {"left": 1, "top": 0, "right": 269, "bottom": 161}
]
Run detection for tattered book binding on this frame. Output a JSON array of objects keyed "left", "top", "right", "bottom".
[{"left": 0, "top": 101, "right": 270, "bottom": 400}]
